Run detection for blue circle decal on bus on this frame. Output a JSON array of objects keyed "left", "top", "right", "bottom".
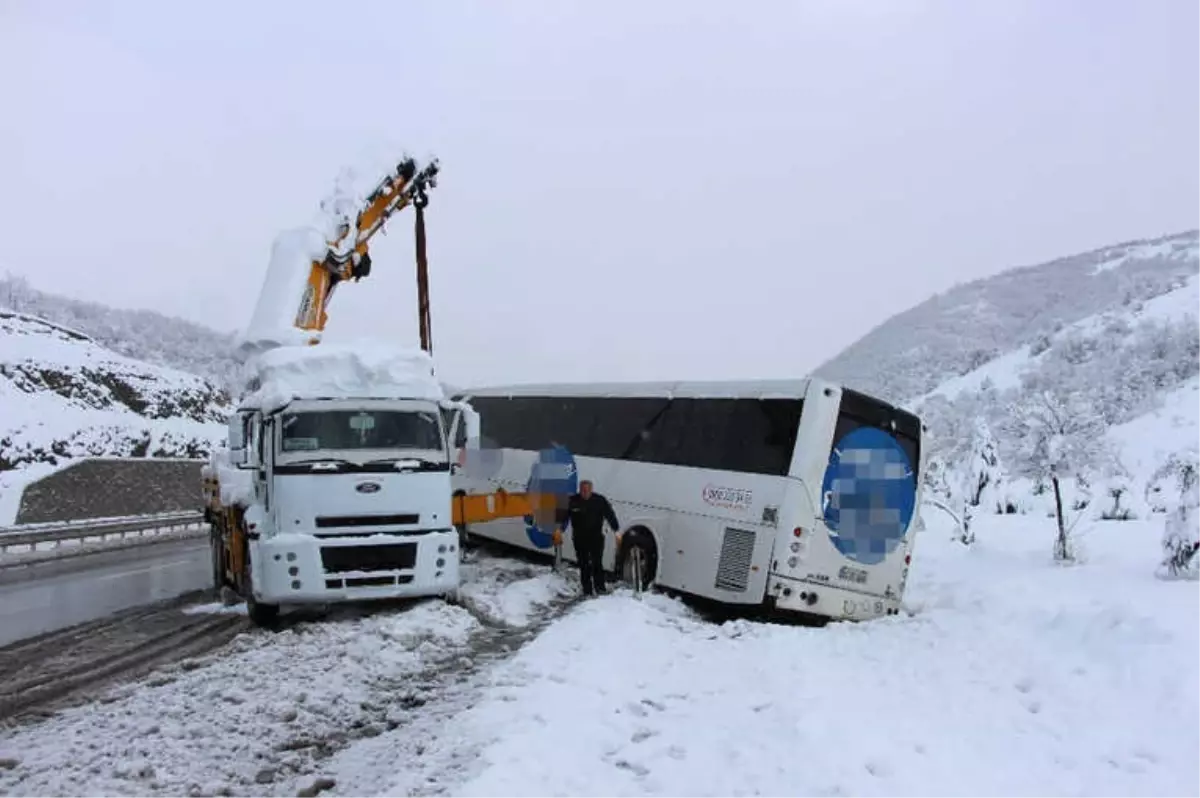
[
  {"left": 821, "top": 426, "right": 916, "bottom": 566},
  {"left": 524, "top": 446, "right": 578, "bottom": 549}
]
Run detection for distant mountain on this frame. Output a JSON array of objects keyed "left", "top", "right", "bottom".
[
  {"left": 816, "top": 230, "right": 1199, "bottom": 406},
  {"left": 817, "top": 229, "right": 1199, "bottom": 522},
  {"left": 0, "top": 310, "right": 230, "bottom": 477},
  {"left": 0, "top": 274, "right": 239, "bottom": 387}
]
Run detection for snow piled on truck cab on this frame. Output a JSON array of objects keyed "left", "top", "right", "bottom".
[{"left": 239, "top": 343, "right": 444, "bottom": 414}]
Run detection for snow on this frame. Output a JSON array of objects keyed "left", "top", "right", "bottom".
[
  {"left": 375, "top": 513, "right": 1199, "bottom": 797},
  {"left": 0, "top": 312, "right": 228, "bottom": 512},
  {"left": 1092, "top": 239, "right": 1200, "bottom": 274},
  {"left": 235, "top": 226, "right": 330, "bottom": 359},
  {"left": 1108, "top": 377, "right": 1200, "bottom": 487},
  {"left": 0, "top": 552, "right": 571, "bottom": 798},
  {"left": 923, "top": 344, "right": 1032, "bottom": 402},
  {"left": 0, "top": 462, "right": 59, "bottom": 526},
  {"left": 239, "top": 343, "right": 444, "bottom": 413},
  {"left": 1, "top": 512, "right": 1196, "bottom": 796},
  {"left": 454, "top": 555, "right": 574, "bottom": 627},
  {"left": 207, "top": 447, "right": 255, "bottom": 506}
]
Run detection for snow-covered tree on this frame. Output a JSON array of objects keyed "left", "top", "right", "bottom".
[
  {"left": 1153, "top": 452, "right": 1200, "bottom": 580},
  {"left": 952, "top": 419, "right": 1004, "bottom": 544},
  {"left": 1002, "top": 390, "right": 1112, "bottom": 562}
]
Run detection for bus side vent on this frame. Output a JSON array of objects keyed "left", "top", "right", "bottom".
[{"left": 714, "top": 527, "right": 757, "bottom": 592}]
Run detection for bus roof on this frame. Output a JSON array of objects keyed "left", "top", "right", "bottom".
[{"left": 452, "top": 377, "right": 827, "bottom": 401}]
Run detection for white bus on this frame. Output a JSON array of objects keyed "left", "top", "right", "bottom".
[{"left": 447, "top": 376, "right": 926, "bottom": 623}]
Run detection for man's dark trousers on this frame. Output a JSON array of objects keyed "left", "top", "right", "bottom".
[{"left": 574, "top": 531, "right": 606, "bottom": 595}]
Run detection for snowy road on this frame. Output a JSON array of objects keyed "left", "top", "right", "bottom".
[
  {"left": 0, "top": 550, "right": 577, "bottom": 797},
  {"left": 0, "top": 538, "right": 211, "bottom": 647}
]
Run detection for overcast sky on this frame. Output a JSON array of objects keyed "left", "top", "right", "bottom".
[{"left": 1, "top": 0, "right": 1196, "bottom": 387}]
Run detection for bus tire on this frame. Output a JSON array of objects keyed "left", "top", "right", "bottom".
[{"left": 618, "top": 528, "right": 657, "bottom": 592}]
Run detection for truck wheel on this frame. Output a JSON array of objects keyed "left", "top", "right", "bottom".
[
  {"left": 247, "top": 597, "right": 280, "bottom": 628},
  {"left": 209, "top": 529, "right": 228, "bottom": 592},
  {"left": 242, "top": 547, "right": 280, "bottom": 627}
]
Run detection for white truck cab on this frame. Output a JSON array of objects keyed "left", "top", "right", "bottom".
[{"left": 206, "top": 349, "right": 465, "bottom": 626}]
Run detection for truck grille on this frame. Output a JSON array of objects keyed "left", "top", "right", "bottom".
[
  {"left": 714, "top": 527, "right": 757, "bottom": 592},
  {"left": 320, "top": 542, "right": 417, "bottom": 573},
  {"left": 315, "top": 514, "right": 419, "bottom": 528}
]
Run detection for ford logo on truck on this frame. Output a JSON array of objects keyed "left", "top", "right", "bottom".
[{"left": 355, "top": 481, "right": 382, "bottom": 494}]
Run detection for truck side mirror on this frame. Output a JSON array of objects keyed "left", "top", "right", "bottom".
[{"left": 228, "top": 415, "right": 247, "bottom": 466}]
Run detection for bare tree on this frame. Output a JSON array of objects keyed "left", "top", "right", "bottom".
[{"left": 1003, "top": 390, "right": 1111, "bottom": 562}]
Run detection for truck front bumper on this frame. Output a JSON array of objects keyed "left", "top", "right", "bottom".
[{"left": 250, "top": 530, "right": 460, "bottom": 605}]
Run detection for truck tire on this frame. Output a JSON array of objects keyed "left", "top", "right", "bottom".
[{"left": 242, "top": 546, "right": 280, "bottom": 627}]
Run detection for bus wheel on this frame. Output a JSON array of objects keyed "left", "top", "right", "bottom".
[{"left": 619, "top": 530, "right": 657, "bottom": 593}]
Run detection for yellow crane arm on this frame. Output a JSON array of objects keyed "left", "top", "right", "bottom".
[
  {"left": 451, "top": 490, "right": 563, "bottom": 526},
  {"left": 295, "top": 158, "right": 439, "bottom": 337}
]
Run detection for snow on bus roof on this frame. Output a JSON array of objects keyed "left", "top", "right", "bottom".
[{"left": 454, "top": 377, "right": 822, "bottom": 401}]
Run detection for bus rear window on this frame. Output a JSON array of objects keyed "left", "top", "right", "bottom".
[{"left": 832, "top": 389, "right": 921, "bottom": 474}]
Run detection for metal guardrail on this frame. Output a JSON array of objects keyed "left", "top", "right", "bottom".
[{"left": 0, "top": 511, "right": 206, "bottom": 554}]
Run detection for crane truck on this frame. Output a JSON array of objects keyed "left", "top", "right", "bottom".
[{"left": 202, "top": 157, "right": 565, "bottom": 626}]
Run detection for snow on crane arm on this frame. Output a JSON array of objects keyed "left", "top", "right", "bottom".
[{"left": 232, "top": 156, "right": 439, "bottom": 361}]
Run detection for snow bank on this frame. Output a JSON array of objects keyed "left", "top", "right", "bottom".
[
  {"left": 234, "top": 227, "right": 330, "bottom": 358},
  {"left": 380, "top": 513, "right": 1200, "bottom": 797},
  {"left": 238, "top": 343, "right": 443, "bottom": 413},
  {"left": 456, "top": 556, "right": 574, "bottom": 628}
]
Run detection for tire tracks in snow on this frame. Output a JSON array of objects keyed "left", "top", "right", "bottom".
[
  {"left": 320, "top": 584, "right": 585, "bottom": 797},
  {"left": 0, "top": 593, "right": 247, "bottom": 725}
]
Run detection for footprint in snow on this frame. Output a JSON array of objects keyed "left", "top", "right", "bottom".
[{"left": 631, "top": 729, "right": 657, "bottom": 744}]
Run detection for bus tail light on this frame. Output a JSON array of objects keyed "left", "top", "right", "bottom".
[
  {"left": 793, "top": 527, "right": 805, "bottom": 538},
  {"left": 905, "top": 554, "right": 911, "bottom": 565}
]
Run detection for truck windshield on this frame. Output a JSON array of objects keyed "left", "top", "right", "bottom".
[{"left": 280, "top": 410, "right": 444, "bottom": 453}]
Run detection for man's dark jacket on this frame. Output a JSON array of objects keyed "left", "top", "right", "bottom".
[{"left": 561, "top": 492, "right": 620, "bottom": 538}]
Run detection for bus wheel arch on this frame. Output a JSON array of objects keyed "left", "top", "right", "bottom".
[{"left": 617, "top": 525, "right": 658, "bottom": 591}]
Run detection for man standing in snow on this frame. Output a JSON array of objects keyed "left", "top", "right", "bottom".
[{"left": 556, "top": 480, "right": 620, "bottom": 596}]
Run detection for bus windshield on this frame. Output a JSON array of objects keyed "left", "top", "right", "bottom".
[{"left": 279, "top": 409, "right": 444, "bottom": 454}]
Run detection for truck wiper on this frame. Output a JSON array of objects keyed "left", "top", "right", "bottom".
[
  {"left": 364, "top": 457, "right": 448, "bottom": 471},
  {"left": 287, "top": 458, "right": 356, "bottom": 471}
]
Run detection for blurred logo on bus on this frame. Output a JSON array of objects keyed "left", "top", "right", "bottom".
[
  {"left": 524, "top": 445, "right": 578, "bottom": 549},
  {"left": 821, "top": 426, "right": 916, "bottom": 566}
]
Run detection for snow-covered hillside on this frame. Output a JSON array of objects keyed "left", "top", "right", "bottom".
[
  {"left": 816, "top": 229, "right": 1199, "bottom": 406},
  {"left": 0, "top": 274, "right": 238, "bottom": 386},
  {"left": 0, "top": 310, "right": 230, "bottom": 507},
  {"left": 813, "top": 229, "right": 1198, "bottom": 536}
]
